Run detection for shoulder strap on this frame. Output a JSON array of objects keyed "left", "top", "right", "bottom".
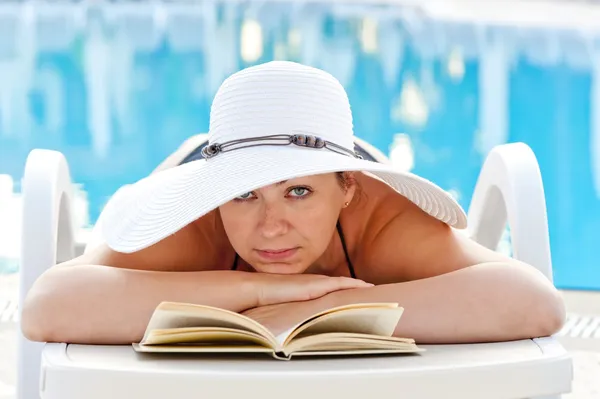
[{"left": 336, "top": 220, "right": 357, "bottom": 279}]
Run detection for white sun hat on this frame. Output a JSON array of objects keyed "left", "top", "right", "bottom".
[{"left": 101, "top": 61, "right": 467, "bottom": 253}]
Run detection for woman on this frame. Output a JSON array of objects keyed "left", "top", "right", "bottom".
[{"left": 21, "top": 61, "right": 565, "bottom": 345}]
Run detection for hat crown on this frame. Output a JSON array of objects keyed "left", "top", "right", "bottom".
[{"left": 208, "top": 61, "right": 355, "bottom": 150}]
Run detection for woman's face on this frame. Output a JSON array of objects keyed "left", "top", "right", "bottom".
[{"left": 219, "top": 173, "right": 356, "bottom": 274}]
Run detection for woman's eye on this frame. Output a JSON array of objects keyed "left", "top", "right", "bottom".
[
  {"left": 236, "top": 192, "right": 255, "bottom": 201},
  {"left": 288, "top": 187, "right": 310, "bottom": 197}
]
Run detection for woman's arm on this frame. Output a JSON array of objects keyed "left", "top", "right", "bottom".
[
  {"left": 21, "top": 230, "right": 370, "bottom": 345},
  {"left": 342, "top": 201, "right": 566, "bottom": 343},
  {"left": 22, "top": 202, "right": 263, "bottom": 344},
  {"left": 21, "top": 265, "right": 263, "bottom": 345},
  {"left": 241, "top": 260, "right": 564, "bottom": 342},
  {"left": 22, "top": 264, "right": 370, "bottom": 345},
  {"left": 23, "top": 136, "right": 244, "bottom": 344},
  {"left": 321, "top": 261, "right": 565, "bottom": 343}
]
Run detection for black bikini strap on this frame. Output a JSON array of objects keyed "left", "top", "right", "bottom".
[
  {"left": 336, "top": 220, "right": 357, "bottom": 279},
  {"left": 231, "top": 253, "right": 239, "bottom": 270}
]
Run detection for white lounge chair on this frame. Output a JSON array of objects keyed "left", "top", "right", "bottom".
[{"left": 17, "top": 142, "right": 573, "bottom": 399}]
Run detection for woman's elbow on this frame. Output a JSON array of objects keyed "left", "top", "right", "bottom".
[
  {"left": 527, "top": 287, "right": 566, "bottom": 338},
  {"left": 21, "top": 289, "right": 56, "bottom": 342},
  {"left": 491, "top": 262, "right": 566, "bottom": 340},
  {"left": 20, "top": 268, "right": 75, "bottom": 343},
  {"left": 21, "top": 295, "right": 52, "bottom": 343}
]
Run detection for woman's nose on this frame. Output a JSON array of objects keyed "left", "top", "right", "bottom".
[{"left": 258, "top": 203, "right": 289, "bottom": 238}]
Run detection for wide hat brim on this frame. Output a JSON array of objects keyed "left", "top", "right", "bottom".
[{"left": 101, "top": 145, "right": 468, "bottom": 253}]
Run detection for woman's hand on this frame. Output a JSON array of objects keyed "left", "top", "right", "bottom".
[
  {"left": 241, "top": 298, "right": 331, "bottom": 336},
  {"left": 253, "top": 273, "right": 372, "bottom": 307}
]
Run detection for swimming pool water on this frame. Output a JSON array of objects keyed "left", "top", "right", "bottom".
[{"left": 0, "top": 1, "right": 599, "bottom": 290}]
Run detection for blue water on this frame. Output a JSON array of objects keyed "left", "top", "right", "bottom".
[{"left": 0, "top": 2, "right": 599, "bottom": 289}]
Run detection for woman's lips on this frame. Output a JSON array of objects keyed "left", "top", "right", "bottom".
[{"left": 255, "top": 248, "right": 298, "bottom": 261}]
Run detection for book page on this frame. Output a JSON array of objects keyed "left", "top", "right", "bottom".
[
  {"left": 288, "top": 348, "right": 423, "bottom": 358},
  {"left": 284, "top": 332, "right": 417, "bottom": 355},
  {"left": 133, "top": 343, "right": 275, "bottom": 355},
  {"left": 140, "top": 302, "right": 277, "bottom": 347},
  {"left": 282, "top": 306, "right": 404, "bottom": 347},
  {"left": 142, "top": 327, "right": 274, "bottom": 348},
  {"left": 275, "top": 302, "right": 399, "bottom": 345}
]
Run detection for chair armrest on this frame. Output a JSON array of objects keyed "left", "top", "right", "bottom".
[
  {"left": 19, "top": 149, "right": 77, "bottom": 300},
  {"left": 467, "top": 142, "right": 553, "bottom": 282},
  {"left": 18, "top": 149, "right": 76, "bottom": 399}
]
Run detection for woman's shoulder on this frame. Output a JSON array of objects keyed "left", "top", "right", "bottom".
[
  {"left": 339, "top": 173, "right": 407, "bottom": 278},
  {"left": 350, "top": 172, "right": 515, "bottom": 284},
  {"left": 73, "top": 134, "right": 232, "bottom": 271},
  {"left": 68, "top": 210, "right": 233, "bottom": 272},
  {"left": 345, "top": 172, "right": 411, "bottom": 233},
  {"left": 345, "top": 172, "right": 460, "bottom": 283}
]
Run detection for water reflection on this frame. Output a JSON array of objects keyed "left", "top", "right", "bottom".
[{"left": 0, "top": 1, "right": 599, "bottom": 289}]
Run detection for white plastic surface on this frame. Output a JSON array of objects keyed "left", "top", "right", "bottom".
[
  {"left": 18, "top": 149, "right": 77, "bottom": 399},
  {"left": 18, "top": 144, "right": 572, "bottom": 399},
  {"left": 467, "top": 142, "right": 553, "bottom": 282},
  {"left": 38, "top": 338, "right": 571, "bottom": 399}
]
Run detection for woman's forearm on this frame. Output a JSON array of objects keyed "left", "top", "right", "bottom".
[
  {"left": 21, "top": 265, "right": 260, "bottom": 345},
  {"left": 323, "top": 262, "right": 566, "bottom": 344}
]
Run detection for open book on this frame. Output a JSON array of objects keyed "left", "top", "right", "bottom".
[{"left": 133, "top": 301, "right": 423, "bottom": 360}]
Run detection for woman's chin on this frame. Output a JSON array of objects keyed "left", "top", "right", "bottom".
[{"left": 252, "top": 261, "right": 308, "bottom": 275}]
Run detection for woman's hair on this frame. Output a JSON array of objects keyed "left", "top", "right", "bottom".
[
  {"left": 335, "top": 172, "right": 353, "bottom": 190},
  {"left": 336, "top": 172, "right": 364, "bottom": 204}
]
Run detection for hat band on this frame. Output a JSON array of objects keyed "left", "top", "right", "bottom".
[{"left": 201, "top": 134, "right": 363, "bottom": 159}]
